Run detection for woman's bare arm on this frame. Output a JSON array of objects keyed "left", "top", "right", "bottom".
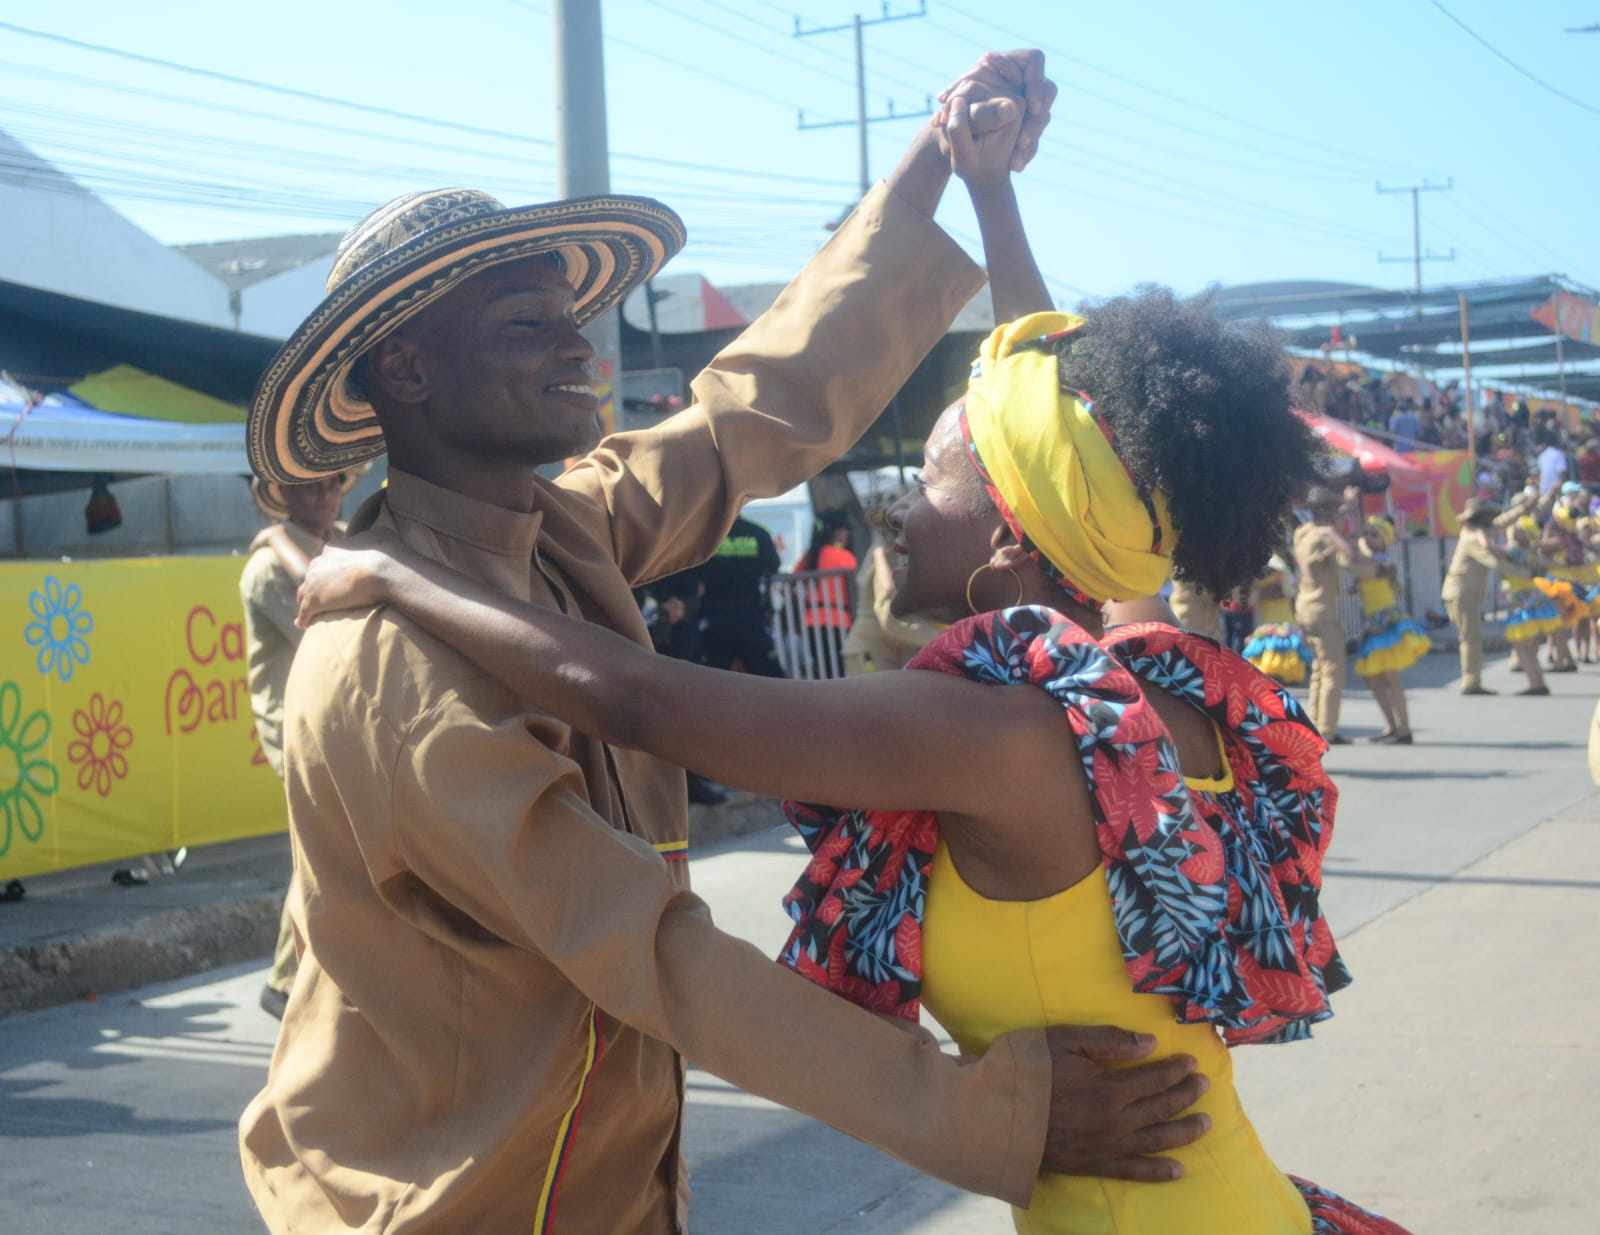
[
  {"left": 946, "top": 94, "right": 1052, "bottom": 322},
  {"left": 300, "top": 541, "right": 1072, "bottom": 819},
  {"left": 251, "top": 523, "right": 314, "bottom": 583}
]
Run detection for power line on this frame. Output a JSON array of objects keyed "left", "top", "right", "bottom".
[
  {"left": 503, "top": 0, "right": 844, "bottom": 120},
  {"left": 642, "top": 0, "right": 860, "bottom": 90},
  {"left": 0, "top": 19, "right": 557, "bottom": 148},
  {"left": 0, "top": 20, "right": 859, "bottom": 192},
  {"left": 1426, "top": 0, "right": 1600, "bottom": 119},
  {"left": 926, "top": 3, "right": 1431, "bottom": 178}
]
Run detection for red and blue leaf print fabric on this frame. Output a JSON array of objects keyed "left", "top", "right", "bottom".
[{"left": 777, "top": 606, "right": 1351, "bottom": 1046}]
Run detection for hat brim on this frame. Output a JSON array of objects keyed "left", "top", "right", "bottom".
[
  {"left": 248, "top": 195, "right": 685, "bottom": 483},
  {"left": 250, "top": 468, "right": 363, "bottom": 519}
]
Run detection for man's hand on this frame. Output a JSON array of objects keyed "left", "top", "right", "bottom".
[
  {"left": 1042, "top": 1026, "right": 1210, "bottom": 1182},
  {"left": 936, "top": 50, "right": 1056, "bottom": 173}
]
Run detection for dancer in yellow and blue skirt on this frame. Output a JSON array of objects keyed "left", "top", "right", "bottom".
[
  {"left": 1533, "top": 498, "right": 1585, "bottom": 673},
  {"left": 1353, "top": 517, "right": 1430, "bottom": 744},
  {"left": 1242, "top": 554, "right": 1313, "bottom": 685},
  {"left": 1501, "top": 516, "right": 1561, "bottom": 695},
  {"left": 1545, "top": 484, "right": 1599, "bottom": 665}
]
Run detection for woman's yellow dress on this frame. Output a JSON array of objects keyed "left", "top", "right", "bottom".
[{"left": 922, "top": 764, "right": 1313, "bottom": 1235}]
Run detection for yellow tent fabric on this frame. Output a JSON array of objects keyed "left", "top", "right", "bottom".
[{"left": 69, "top": 365, "right": 245, "bottom": 425}]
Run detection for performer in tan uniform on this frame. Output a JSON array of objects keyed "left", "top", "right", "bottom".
[
  {"left": 1292, "top": 486, "right": 1372, "bottom": 743},
  {"left": 1441, "top": 497, "right": 1517, "bottom": 695},
  {"left": 238, "top": 472, "right": 353, "bottom": 1019},
  {"left": 1166, "top": 580, "right": 1224, "bottom": 642},
  {"left": 239, "top": 54, "right": 1205, "bottom": 1235}
]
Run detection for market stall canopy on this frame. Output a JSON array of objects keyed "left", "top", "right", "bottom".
[
  {"left": 1217, "top": 276, "right": 1600, "bottom": 406},
  {"left": 0, "top": 375, "right": 246, "bottom": 474},
  {"left": 67, "top": 365, "right": 245, "bottom": 425}
]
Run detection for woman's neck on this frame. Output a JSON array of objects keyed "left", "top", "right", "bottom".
[{"left": 1018, "top": 580, "right": 1104, "bottom": 638}]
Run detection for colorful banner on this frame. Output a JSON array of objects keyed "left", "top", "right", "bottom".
[
  {"left": 1532, "top": 291, "right": 1600, "bottom": 347},
  {"left": 1396, "top": 449, "right": 1475, "bottom": 535},
  {"left": 1, "top": 557, "right": 287, "bottom": 880}
]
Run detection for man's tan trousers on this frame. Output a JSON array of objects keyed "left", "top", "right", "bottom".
[
  {"left": 1304, "top": 620, "right": 1348, "bottom": 738},
  {"left": 1443, "top": 592, "right": 1483, "bottom": 689}
]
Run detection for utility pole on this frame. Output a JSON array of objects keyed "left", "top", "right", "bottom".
[
  {"left": 553, "top": 0, "right": 621, "bottom": 441},
  {"left": 795, "top": 2, "right": 931, "bottom": 199},
  {"left": 795, "top": 2, "right": 930, "bottom": 480},
  {"left": 1377, "top": 179, "right": 1454, "bottom": 318}
]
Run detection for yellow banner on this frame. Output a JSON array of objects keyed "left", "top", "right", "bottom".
[{"left": 1, "top": 557, "right": 286, "bottom": 880}]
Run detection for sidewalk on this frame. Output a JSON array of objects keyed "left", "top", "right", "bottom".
[
  {"left": 1233, "top": 791, "right": 1599, "bottom": 1234},
  {"left": 0, "top": 790, "right": 784, "bottom": 1018}
]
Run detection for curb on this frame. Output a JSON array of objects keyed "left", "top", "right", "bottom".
[{"left": 0, "top": 893, "right": 281, "bottom": 1018}]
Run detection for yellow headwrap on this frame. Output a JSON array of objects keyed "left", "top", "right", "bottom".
[
  {"left": 1364, "top": 516, "right": 1396, "bottom": 548},
  {"left": 962, "top": 311, "right": 1175, "bottom": 602}
]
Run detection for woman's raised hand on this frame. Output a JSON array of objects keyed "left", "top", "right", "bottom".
[
  {"left": 296, "top": 536, "right": 402, "bottom": 628},
  {"left": 945, "top": 93, "right": 1024, "bottom": 190}
]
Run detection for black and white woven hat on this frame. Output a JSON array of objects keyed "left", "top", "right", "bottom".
[{"left": 248, "top": 188, "right": 685, "bottom": 484}]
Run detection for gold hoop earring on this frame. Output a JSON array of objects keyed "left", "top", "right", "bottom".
[{"left": 966, "top": 564, "right": 1024, "bottom": 615}]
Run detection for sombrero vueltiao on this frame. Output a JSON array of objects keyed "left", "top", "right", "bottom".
[
  {"left": 249, "top": 189, "right": 686, "bottom": 484},
  {"left": 248, "top": 468, "right": 364, "bottom": 521}
]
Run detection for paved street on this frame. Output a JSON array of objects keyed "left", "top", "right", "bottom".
[{"left": 1, "top": 648, "right": 1596, "bottom": 1233}]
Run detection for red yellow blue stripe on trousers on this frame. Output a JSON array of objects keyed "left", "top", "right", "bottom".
[{"left": 653, "top": 840, "right": 689, "bottom": 862}]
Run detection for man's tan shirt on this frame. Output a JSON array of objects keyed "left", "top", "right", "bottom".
[
  {"left": 1292, "top": 522, "right": 1372, "bottom": 627},
  {"left": 239, "top": 521, "right": 338, "bottom": 777},
  {"left": 239, "top": 184, "right": 1051, "bottom": 1235},
  {"left": 1440, "top": 527, "right": 1501, "bottom": 607}
]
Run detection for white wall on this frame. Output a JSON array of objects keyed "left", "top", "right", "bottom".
[{"left": 0, "top": 463, "right": 388, "bottom": 561}]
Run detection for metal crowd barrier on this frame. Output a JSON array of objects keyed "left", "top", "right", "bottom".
[
  {"left": 766, "top": 568, "right": 857, "bottom": 679},
  {"left": 770, "top": 545, "right": 1502, "bottom": 668}
]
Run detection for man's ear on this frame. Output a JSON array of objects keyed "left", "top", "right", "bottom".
[{"left": 363, "top": 334, "right": 429, "bottom": 407}]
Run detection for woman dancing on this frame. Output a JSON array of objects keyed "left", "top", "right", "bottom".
[
  {"left": 299, "top": 90, "right": 1407, "bottom": 1235},
  {"left": 1501, "top": 515, "right": 1561, "bottom": 695},
  {"left": 1350, "top": 517, "right": 1431, "bottom": 744},
  {"left": 1242, "top": 553, "right": 1314, "bottom": 685}
]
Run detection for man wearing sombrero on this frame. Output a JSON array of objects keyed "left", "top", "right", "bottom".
[
  {"left": 238, "top": 470, "right": 358, "bottom": 1020},
  {"left": 239, "top": 53, "right": 1207, "bottom": 1233}
]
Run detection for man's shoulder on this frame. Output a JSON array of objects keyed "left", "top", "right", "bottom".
[
  {"left": 291, "top": 605, "right": 514, "bottom": 738},
  {"left": 239, "top": 545, "right": 291, "bottom": 603}
]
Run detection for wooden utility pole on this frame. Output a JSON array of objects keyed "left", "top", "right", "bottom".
[
  {"left": 795, "top": 2, "right": 931, "bottom": 198},
  {"left": 1378, "top": 179, "right": 1455, "bottom": 317}
]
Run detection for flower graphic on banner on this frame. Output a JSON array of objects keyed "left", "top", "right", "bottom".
[
  {"left": 67, "top": 693, "right": 133, "bottom": 798},
  {"left": 24, "top": 576, "right": 94, "bottom": 683},
  {"left": 0, "top": 681, "right": 58, "bottom": 858}
]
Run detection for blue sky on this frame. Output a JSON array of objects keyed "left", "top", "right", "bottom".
[{"left": 1, "top": 1, "right": 1596, "bottom": 304}]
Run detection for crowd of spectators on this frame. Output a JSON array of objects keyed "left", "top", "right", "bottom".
[{"left": 1296, "top": 361, "right": 1599, "bottom": 509}]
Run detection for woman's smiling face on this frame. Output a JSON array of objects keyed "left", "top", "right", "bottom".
[{"left": 885, "top": 402, "right": 1005, "bottom": 624}]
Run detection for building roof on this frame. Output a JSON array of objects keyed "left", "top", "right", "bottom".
[
  {"left": 173, "top": 233, "right": 344, "bottom": 292},
  {"left": 1214, "top": 275, "right": 1600, "bottom": 405}
]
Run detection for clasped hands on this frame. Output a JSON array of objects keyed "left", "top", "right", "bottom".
[{"left": 932, "top": 50, "right": 1059, "bottom": 188}]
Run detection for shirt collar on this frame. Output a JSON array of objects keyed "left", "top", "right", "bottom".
[{"left": 382, "top": 467, "right": 542, "bottom": 561}]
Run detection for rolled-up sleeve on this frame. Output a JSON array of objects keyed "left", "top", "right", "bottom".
[
  {"left": 560, "top": 180, "right": 986, "bottom": 588},
  {"left": 384, "top": 690, "right": 1050, "bottom": 1206}
]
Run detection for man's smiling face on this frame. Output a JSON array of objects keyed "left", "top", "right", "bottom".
[{"left": 385, "top": 254, "right": 603, "bottom": 469}]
